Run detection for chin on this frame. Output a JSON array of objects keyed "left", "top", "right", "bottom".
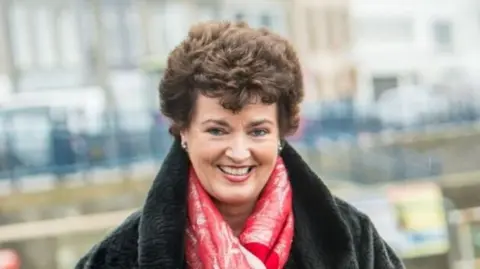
[{"left": 214, "top": 189, "right": 259, "bottom": 206}]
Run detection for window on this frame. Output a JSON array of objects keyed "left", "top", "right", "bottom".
[
  {"left": 260, "top": 13, "right": 272, "bottom": 28},
  {"left": 9, "top": 4, "right": 34, "bottom": 70},
  {"left": 103, "top": 9, "right": 124, "bottom": 66},
  {"left": 433, "top": 20, "right": 453, "bottom": 52},
  {"left": 331, "top": 8, "right": 350, "bottom": 50},
  {"left": 144, "top": 1, "right": 195, "bottom": 56},
  {"left": 57, "top": 8, "right": 81, "bottom": 67},
  {"left": 125, "top": 5, "right": 143, "bottom": 61},
  {"left": 324, "top": 8, "right": 336, "bottom": 50},
  {"left": 373, "top": 76, "right": 399, "bottom": 100},
  {"left": 306, "top": 7, "right": 321, "bottom": 51},
  {"left": 306, "top": 6, "right": 350, "bottom": 51},
  {"left": 9, "top": 112, "right": 51, "bottom": 167},
  {"left": 164, "top": 2, "right": 190, "bottom": 51},
  {"left": 35, "top": 7, "right": 57, "bottom": 68},
  {"left": 356, "top": 17, "right": 414, "bottom": 43},
  {"left": 235, "top": 12, "right": 245, "bottom": 22},
  {"left": 148, "top": 11, "right": 167, "bottom": 56},
  {"left": 9, "top": 2, "right": 83, "bottom": 71},
  {"left": 98, "top": 1, "right": 144, "bottom": 68}
]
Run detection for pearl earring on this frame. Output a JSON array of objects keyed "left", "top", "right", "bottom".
[{"left": 181, "top": 141, "right": 188, "bottom": 151}]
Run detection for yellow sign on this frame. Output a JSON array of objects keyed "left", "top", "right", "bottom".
[{"left": 387, "top": 182, "right": 449, "bottom": 258}]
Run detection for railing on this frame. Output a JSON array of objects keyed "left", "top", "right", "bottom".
[
  {"left": 1, "top": 104, "right": 480, "bottom": 187},
  {"left": 300, "top": 144, "right": 443, "bottom": 184}
]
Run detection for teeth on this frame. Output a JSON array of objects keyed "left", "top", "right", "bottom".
[{"left": 219, "top": 166, "right": 250, "bottom": 176}]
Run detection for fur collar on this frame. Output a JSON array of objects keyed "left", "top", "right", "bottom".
[{"left": 137, "top": 139, "right": 355, "bottom": 268}]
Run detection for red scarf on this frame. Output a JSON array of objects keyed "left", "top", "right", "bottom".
[{"left": 185, "top": 157, "right": 294, "bottom": 269}]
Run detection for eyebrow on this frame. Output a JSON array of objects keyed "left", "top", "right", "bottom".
[
  {"left": 248, "top": 119, "right": 275, "bottom": 127},
  {"left": 200, "top": 119, "right": 230, "bottom": 127},
  {"left": 200, "top": 118, "right": 274, "bottom": 127}
]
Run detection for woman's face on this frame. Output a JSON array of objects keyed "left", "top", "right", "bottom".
[{"left": 181, "top": 95, "right": 280, "bottom": 207}]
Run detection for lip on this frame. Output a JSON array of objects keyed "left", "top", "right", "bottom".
[
  {"left": 218, "top": 165, "right": 253, "bottom": 168},
  {"left": 218, "top": 166, "right": 255, "bottom": 183}
]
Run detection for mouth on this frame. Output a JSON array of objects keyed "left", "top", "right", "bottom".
[{"left": 217, "top": 165, "right": 254, "bottom": 176}]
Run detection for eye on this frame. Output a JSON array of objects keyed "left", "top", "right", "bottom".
[
  {"left": 207, "top": 128, "right": 226, "bottom": 136},
  {"left": 250, "top": 129, "right": 269, "bottom": 137}
]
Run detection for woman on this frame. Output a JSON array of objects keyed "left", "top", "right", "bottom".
[{"left": 76, "top": 21, "right": 404, "bottom": 269}]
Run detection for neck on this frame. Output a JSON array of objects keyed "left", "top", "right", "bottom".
[{"left": 215, "top": 200, "right": 256, "bottom": 236}]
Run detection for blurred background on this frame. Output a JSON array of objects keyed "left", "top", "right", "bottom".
[{"left": 0, "top": 0, "right": 480, "bottom": 268}]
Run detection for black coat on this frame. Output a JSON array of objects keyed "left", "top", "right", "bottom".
[{"left": 75, "top": 139, "right": 405, "bottom": 269}]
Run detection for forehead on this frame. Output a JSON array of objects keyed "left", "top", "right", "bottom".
[{"left": 193, "top": 95, "right": 277, "bottom": 122}]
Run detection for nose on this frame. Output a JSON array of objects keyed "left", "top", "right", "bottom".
[{"left": 225, "top": 137, "right": 251, "bottom": 162}]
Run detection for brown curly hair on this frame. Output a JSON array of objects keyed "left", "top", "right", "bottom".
[{"left": 159, "top": 21, "right": 304, "bottom": 137}]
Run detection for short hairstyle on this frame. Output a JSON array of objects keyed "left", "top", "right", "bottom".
[{"left": 159, "top": 21, "right": 304, "bottom": 137}]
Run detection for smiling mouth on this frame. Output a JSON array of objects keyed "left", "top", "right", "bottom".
[{"left": 217, "top": 166, "right": 254, "bottom": 176}]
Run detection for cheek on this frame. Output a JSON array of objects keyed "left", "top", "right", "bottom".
[
  {"left": 187, "top": 147, "right": 218, "bottom": 189},
  {"left": 252, "top": 143, "right": 279, "bottom": 165},
  {"left": 187, "top": 142, "right": 223, "bottom": 167}
]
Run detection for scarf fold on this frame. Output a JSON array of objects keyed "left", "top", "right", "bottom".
[{"left": 185, "top": 157, "right": 294, "bottom": 269}]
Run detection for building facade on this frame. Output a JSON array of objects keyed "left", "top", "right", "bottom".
[
  {"left": 3, "top": 0, "right": 480, "bottom": 110},
  {"left": 288, "top": 0, "right": 356, "bottom": 104},
  {"left": 350, "top": 0, "right": 480, "bottom": 111},
  {"left": 286, "top": 0, "right": 480, "bottom": 113},
  {"left": 0, "top": 0, "right": 13, "bottom": 103}
]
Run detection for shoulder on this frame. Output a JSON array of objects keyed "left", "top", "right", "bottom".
[
  {"left": 75, "top": 210, "right": 142, "bottom": 269},
  {"left": 334, "top": 197, "right": 405, "bottom": 269},
  {"left": 334, "top": 197, "right": 371, "bottom": 233}
]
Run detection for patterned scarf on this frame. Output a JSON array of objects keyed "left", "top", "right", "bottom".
[{"left": 185, "top": 157, "right": 294, "bottom": 269}]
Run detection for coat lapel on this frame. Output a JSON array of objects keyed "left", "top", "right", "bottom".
[
  {"left": 138, "top": 139, "right": 190, "bottom": 269},
  {"left": 280, "top": 142, "right": 355, "bottom": 268}
]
